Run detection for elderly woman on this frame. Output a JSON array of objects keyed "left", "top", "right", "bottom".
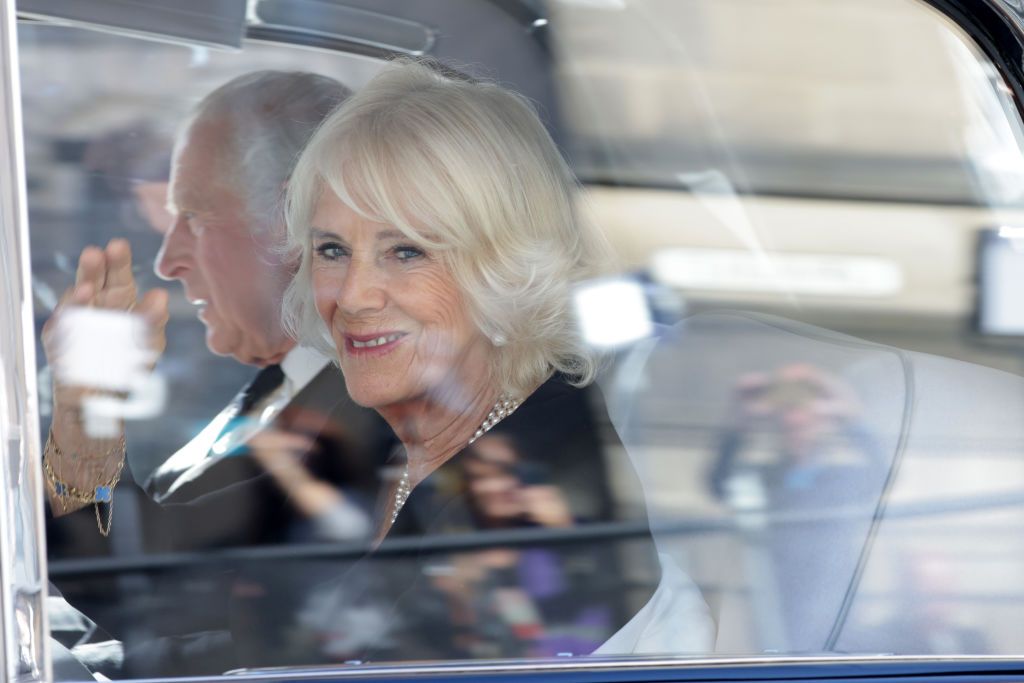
[
  {"left": 259, "top": 59, "right": 714, "bottom": 663},
  {"left": 284, "top": 59, "right": 613, "bottom": 532}
]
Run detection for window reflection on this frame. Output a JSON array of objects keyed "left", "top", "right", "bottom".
[{"left": 708, "top": 363, "right": 887, "bottom": 648}]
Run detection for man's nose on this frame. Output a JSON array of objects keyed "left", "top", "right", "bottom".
[
  {"left": 154, "top": 214, "right": 193, "bottom": 281},
  {"left": 336, "top": 257, "right": 387, "bottom": 315}
]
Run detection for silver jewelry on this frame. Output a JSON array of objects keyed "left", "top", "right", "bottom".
[
  {"left": 390, "top": 393, "right": 521, "bottom": 524},
  {"left": 468, "top": 394, "right": 521, "bottom": 445},
  {"left": 392, "top": 466, "right": 412, "bottom": 524}
]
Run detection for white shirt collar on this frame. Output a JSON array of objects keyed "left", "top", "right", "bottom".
[
  {"left": 280, "top": 345, "right": 332, "bottom": 394},
  {"left": 209, "top": 347, "right": 332, "bottom": 457}
]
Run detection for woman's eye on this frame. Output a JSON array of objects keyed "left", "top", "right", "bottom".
[
  {"left": 314, "top": 242, "right": 348, "bottom": 260},
  {"left": 393, "top": 245, "right": 425, "bottom": 262}
]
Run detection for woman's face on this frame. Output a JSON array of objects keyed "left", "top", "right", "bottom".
[{"left": 310, "top": 190, "right": 492, "bottom": 410}]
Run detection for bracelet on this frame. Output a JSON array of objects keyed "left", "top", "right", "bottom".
[{"left": 43, "top": 429, "right": 125, "bottom": 537}]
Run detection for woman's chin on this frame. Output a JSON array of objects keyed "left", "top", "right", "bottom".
[
  {"left": 345, "top": 382, "right": 405, "bottom": 411},
  {"left": 345, "top": 388, "right": 379, "bottom": 409}
]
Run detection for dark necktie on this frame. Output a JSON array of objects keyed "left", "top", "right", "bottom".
[
  {"left": 150, "top": 364, "right": 288, "bottom": 500},
  {"left": 238, "top": 364, "right": 286, "bottom": 415}
]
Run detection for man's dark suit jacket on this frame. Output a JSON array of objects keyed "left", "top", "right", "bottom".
[
  {"left": 139, "top": 363, "right": 392, "bottom": 551},
  {"left": 46, "top": 363, "right": 393, "bottom": 677}
]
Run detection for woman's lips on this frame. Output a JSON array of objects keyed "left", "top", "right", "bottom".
[{"left": 344, "top": 331, "right": 406, "bottom": 356}]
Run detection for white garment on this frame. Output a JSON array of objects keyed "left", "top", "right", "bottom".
[
  {"left": 594, "top": 553, "right": 715, "bottom": 655},
  {"left": 281, "top": 345, "right": 334, "bottom": 396}
]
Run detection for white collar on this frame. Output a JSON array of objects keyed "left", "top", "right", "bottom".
[{"left": 280, "top": 345, "right": 332, "bottom": 393}]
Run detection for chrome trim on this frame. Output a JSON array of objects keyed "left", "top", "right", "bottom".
[
  {"left": 222, "top": 655, "right": 1024, "bottom": 680},
  {"left": 0, "top": 1, "right": 50, "bottom": 680},
  {"left": 244, "top": 26, "right": 416, "bottom": 61},
  {"left": 251, "top": 1, "right": 436, "bottom": 56}
]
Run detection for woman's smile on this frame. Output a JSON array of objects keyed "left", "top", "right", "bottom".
[{"left": 343, "top": 331, "right": 407, "bottom": 356}]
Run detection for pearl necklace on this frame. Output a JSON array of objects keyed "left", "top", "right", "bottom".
[{"left": 390, "top": 394, "right": 522, "bottom": 524}]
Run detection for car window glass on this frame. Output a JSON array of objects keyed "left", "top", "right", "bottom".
[{"left": 16, "top": 0, "right": 1024, "bottom": 679}]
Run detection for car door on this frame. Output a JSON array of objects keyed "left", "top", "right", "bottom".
[{"left": 5, "top": 0, "right": 1024, "bottom": 681}]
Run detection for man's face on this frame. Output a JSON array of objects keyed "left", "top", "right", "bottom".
[{"left": 155, "top": 119, "right": 294, "bottom": 366}]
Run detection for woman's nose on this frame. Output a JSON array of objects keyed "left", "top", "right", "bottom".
[{"left": 336, "top": 257, "right": 387, "bottom": 314}]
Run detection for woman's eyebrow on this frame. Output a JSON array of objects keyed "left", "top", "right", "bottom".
[{"left": 311, "top": 228, "right": 342, "bottom": 241}]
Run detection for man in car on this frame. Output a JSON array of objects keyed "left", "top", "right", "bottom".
[
  {"left": 45, "top": 70, "right": 389, "bottom": 547},
  {"left": 44, "top": 70, "right": 389, "bottom": 677}
]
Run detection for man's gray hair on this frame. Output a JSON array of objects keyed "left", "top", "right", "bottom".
[{"left": 185, "top": 70, "right": 351, "bottom": 232}]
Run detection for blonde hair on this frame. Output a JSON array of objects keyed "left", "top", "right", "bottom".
[{"left": 283, "top": 59, "right": 608, "bottom": 397}]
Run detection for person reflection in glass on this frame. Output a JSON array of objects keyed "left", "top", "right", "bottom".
[
  {"left": 422, "top": 433, "right": 619, "bottom": 658},
  {"left": 463, "top": 434, "right": 574, "bottom": 529},
  {"left": 708, "top": 363, "right": 884, "bottom": 650},
  {"left": 710, "top": 364, "right": 879, "bottom": 511}
]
